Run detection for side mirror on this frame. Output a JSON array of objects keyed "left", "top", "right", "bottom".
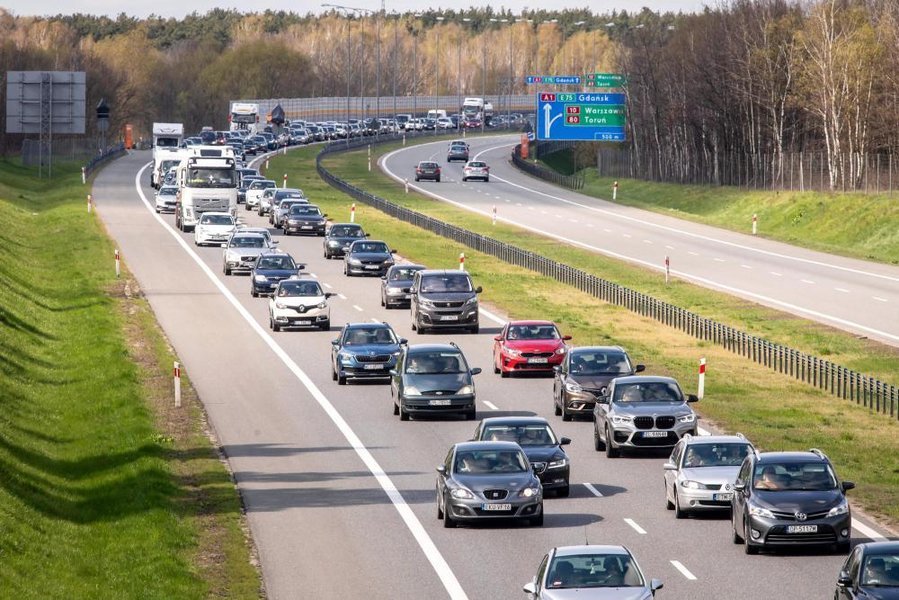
[
  {"left": 687, "top": 394, "right": 700, "bottom": 403},
  {"left": 560, "top": 437, "right": 571, "bottom": 446},
  {"left": 470, "top": 367, "right": 482, "bottom": 376},
  {"left": 390, "top": 249, "right": 397, "bottom": 254},
  {"left": 635, "top": 364, "right": 646, "bottom": 373},
  {"left": 271, "top": 240, "right": 280, "bottom": 245},
  {"left": 331, "top": 339, "right": 339, "bottom": 346},
  {"left": 562, "top": 335, "right": 572, "bottom": 341},
  {"left": 522, "top": 581, "right": 537, "bottom": 595},
  {"left": 220, "top": 243, "right": 227, "bottom": 248},
  {"left": 552, "top": 365, "right": 561, "bottom": 373},
  {"left": 842, "top": 481, "right": 856, "bottom": 492},
  {"left": 389, "top": 369, "right": 397, "bottom": 376},
  {"left": 365, "top": 233, "right": 370, "bottom": 237},
  {"left": 475, "top": 286, "right": 483, "bottom": 293},
  {"left": 297, "top": 264, "right": 306, "bottom": 271},
  {"left": 663, "top": 462, "right": 677, "bottom": 471},
  {"left": 837, "top": 572, "right": 852, "bottom": 587},
  {"left": 325, "top": 292, "right": 336, "bottom": 298},
  {"left": 380, "top": 275, "right": 387, "bottom": 280},
  {"left": 493, "top": 335, "right": 502, "bottom": 342},
  {"left": 733, "top": 482, "right": 746, "bottom": 492},
  {"left": 399, "top": 338, "right": 408, "bottom": 345},
  {"left": 436, "top": 466, "right": 446, "bottom": 475},
  {"left": 650, "top": 579, "right": 663, "bottom": 593}
]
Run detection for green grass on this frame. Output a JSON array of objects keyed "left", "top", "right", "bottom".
[
  {"left": 267, "top": 144, "right": 899, "bottom": 527},
  {"left": 0, "top": 159, "right": 260, "bottom": 598},
  {"left": 541, "top": 147, "right": 899, "bottom": 265}
]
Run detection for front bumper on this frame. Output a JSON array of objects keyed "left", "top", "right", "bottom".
[
  {"left": 562, "top": 391, "right": 599, "bottom": 415},
  {"left": 500, "top": 353, "right": 564, "bottom": 373},
  {"left": 401, "top": 394, "right": 474, "bottom": 415},
  {"left": 346, "top": 262, "right": 392, "bottom": 276},
  {"left": 251, "top": 277, "right": 289, "bottom": 295},
  {"left": 746, "top": 512, "right": 851, "bottom": 548},
  {"left": 677, "top": 485, "right": 735, "bottom": 510},
  {"left": 418, "top": 307, "right": 479, "bottom": 329},
  {"left": 338, "top": 360, "right": 397, "bottom": 380},
  {"left": 225, "top": 256, "right": 260, "bottom": 272},
  {"left": 271, "top": 305, "right": 329, "bottom": 327},
  {"left": 609, "top": 423, "right": 695, "bottom": 449},
  {"left": 156, "top": 200, "right": 176, "bottom": 213},
  {"left": 384, "top": 288, "right": 412, "bottom": 306},
  {"left": 196, "top": 231, "right": 232, "bottom": 245},
  {"left": 285, "top": 222, "right": 326, "bottom": 235},
  {"left": 446, "top": 494, "right": 542, "bottom": 522},
  {"left": 532, "top": 463, "right": 570, "bottom": 490}
]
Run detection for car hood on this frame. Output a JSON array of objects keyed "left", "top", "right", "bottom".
[
  {"left": 612, "top": 402, "right": 691, "bottom": 416},
  {"left": 273, "top": 295, "right": 326, "bottom": 307},
  {"left": 254, "top": 268, "right": 297, "bottom": 278},
  {"left": 521, "top": 446, "right": 566, "bottom": 463},
  {"left": 680, "top": 466, "right": 741, "bottom": 485},
  {"left": 504, "top": 339, "right": 563, "bottom": 352},
  {"left": 419, "top": 292, "right": 474, "bottom": 302},
  {"left": 341, "top": 343, "right": 401, "bottom": 356},
  {"left": 403, "top": 372, "right": 468, "bottom": 391},
  {"left": 227, "top": 247, "right": 267, "bottom": 256},
  {"left": 569, "top": 374, "right": 618, "bottom": 390},
  {"left": 453, "top": 473, "right": 536, "bottom": 493},
  {"left": 199, "top": 224, "right": 234, "bottom": 231},
  {"left": 349, "top": 252, "right": 391, "bottom": 262},
  {"left": 328, "top": 235, "right": 364, "bottom": 245},
  {"left": 541, "top": 587, "right": 650, "bottom": 600},
  {"left": 856, "top": 587, "right": 899, "bottom": 599},
  {"left": 386, "top": 279, "right": 414, "bottom": 289},
  {"left": 752, "top": 488, "right": 844, "bottom": 512}
]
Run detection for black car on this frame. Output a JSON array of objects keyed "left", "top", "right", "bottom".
[
  {"left": 344, "top": 240, "right": 395, "bottom": 277},
  {"left": 283, "top": 204, "right": 327, "bottom": 236},
  {"left": 331, "top": 322, "right": 406, "bottom": 385},
  {"left": 472, "top": 417, "right": 572, "bottom": 497},
  {"left": 380, "top": 264, "right": 426, "bottom": 308},
  {"left": 323, "top": 223, "right": 367, "bottom": 259},
  {"left": 390, "top": 343, "right": 481, "bottom": 421},
  {"left": 732, "top": 448, "right": 855, "bottom": 554},
  {"left": 415, "top": 161, "right": 441, "bottom": 182},
  {"left": 250, "top": 253, "right": 305, "bottom": 297},
  {"left": 553, "top": 346, "right": 645, "bottom": 421},
  {"left": 836, "top": 542, "right": 899, "bottom": 599},
  {"left": 447, "top": 144, "right": 470, "bottom": 162},
  {"left": 436, "top": 441, "right": 543, "bottom": 528}
]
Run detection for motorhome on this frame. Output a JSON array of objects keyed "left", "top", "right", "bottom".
[
  {"left": 174, "top": 146, "right": 238, "bottom": 232},
  {"left": 229, "top": 102, "right": 260, "bottom": 135},
  {"left": 151, "top": 122, "right": 184, "bottom": 188},
  {"left": 427, "top": 109, "right": 448, "bottom": 120}
]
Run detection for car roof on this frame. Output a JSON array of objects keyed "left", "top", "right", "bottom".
[
  {"left": 417, "top": 269, "right": 470, "bottom": 277},
  {"left": 454, "top": 441, "right": 522, "bottom": 452},
  {"left": 232, "top": 232, "right": 265, "bottom": 239},
  {"left": 507, "top": 320, "right": 556, "bottom": 327},
  {"left": 200, "top": 211, "right": 232, "bottom": 217},
  {"left": 389, "top": 263, "right": 425, "bottom": 270},
  {"left": 344, "top": 322, "right": 392, "bottom": 330},
  {"left": 858, "top": 541, "right": 899, "bottom": 554},
  {"left": 756, "top": 451, "right": 830, "bottom": 463},
  {"left": 235, "top": 226, "right": 269, "bottom": 234},
  {"left": 406, "top": 343, "right": 462, "bottom": 354},
  {"left": 553, "top": 545, "right": 631, "bottom": 558},
  {"left": 330, "top": 222, "right": 362, "bottom": 228},
  {"left": 682, "top": 435, "right": 750, "bottom": 446},
  {"left": 612, "top": 375, "right": 678, "bottom": 385},
  {"left": 480, "top": 416, "right": 551, "bottom": 427},
  {"left": 570, "top": 345, "right": 626, "bottom": 354}
]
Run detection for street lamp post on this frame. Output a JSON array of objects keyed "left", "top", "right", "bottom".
[
  {"left": 435, "top": 16, "right": 444, "bottom": 136},
  {"left": 323, "top": 4, "right": 377, "bottom": 137}
]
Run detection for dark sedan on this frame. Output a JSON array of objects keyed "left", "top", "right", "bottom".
[
  {"left": 415, "top": 161, "right": 441, "bottom": 182},
  {"left": 472, "top": 417, "right": 572, "bottom": 497},
  {"left": 553, "top": 346, "right": 645, "bottom": 421},
  {"left": 437, "top": 441, "right": 543, "bottom": 528},
  {"left": 390, "top": 343, "right": 481, "bottom": 421},
  {"left": 250, "top": 253, "right": 305, "bottom": 297},
  {"left": 283, "top": 204, "right": 327, "bottom": 236},
  {"left": 344, "top": 240, "right": 395, "bottom": 277},
  {"left": 836, "top": 541, "right": 899, "bottom": 599},
  {"left": 323, "top": 222, "right": 367, "bottom": 259},
  {"left": 331, "top": 322, "right": 406, "bottom": 385},
  {"left": 380, "top": 264, "right": 426, "bottom": 308}
]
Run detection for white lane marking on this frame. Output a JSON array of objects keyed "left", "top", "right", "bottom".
[
  {"left": 505, "top": 199, "right": 511, "bottom": 203},
  {"left": 309, "top": 272, "right": 318, "bottom": 278},
  {"left": 482, "top": 401, "right": 499, "bottom": 410},
  {"left": 670, "top": 560, "right": 697, "bottom": 581},
  {"left": 528, "top": 206, "right": 535, "bottom": 211},
  {"left": 853, "top": 520, "right": 887, "bottom": 541},
  {"left": 586, "top": 223, "right": 594, "bottom": 228},
  {"left": 801, "top": 279, "right": 815, "bottom": 284},
  {"left": 697, "top": 426, "right": 711, "bottom": 436},
  {"left": 323, "top": 282, "right": 333, "bottom": 289},
  {"left": 569, "top": 219, "right": 578, "bottom": 224},
  {"left": 133, "top": 164, "right": 468, "bottom": 599},
  {"left": 835, "top": 288, "right": 850, "bottom": 293},
  {"left": 741, "top": 265, "right": 752, "bottom": 270},
  {"left": 353, "top": 304, "right": 364, "bottom": 312},
  {"left": 371, "top": 318, "right": 381, "bottom": 323},
  {"left": 688, "top": 251, "right": 699, "bottom": 256},
  {"left": 643, "top": 239, "right": 653, "bottom": 245},
  {"left": 555, "top": 214, "right": 563, "bottom": 219},
  {"left": 665, "top": 245, "right": 674, "bottom": 250},
  {"left": 515, "top": 202, "right": 522, "bottom": 207},
  {"left": 338, "top": 293, "right": 348, "bottom": 300},
  {"left": 622, "top": 233, "right": 632, "bottom": 238},
  {"left": 582, "top": 483, "right": 603, "bottom": 497},
  {"left": 770, "top": 271, "right": 782, "bottom": 277},
  {"left": 540, "top": 210, "right": 548, "bottom": 215},
  {"left": 873, "top": 296, "right": 888, "bottom": 302},
  {"left": 381, "top": 146, "right": 899, "bottom": 344},
  {"left": 624, "top": 518, "right": 647, "bottom": 535},
  {"left": 603, "top": 228, "right": 612, "bottom": 233},
  {"left": 478, "top": 306, "right": 506, "bottom": 325},
  {"left": 713, "top": 258, "right": 726, "bottom": 262}
]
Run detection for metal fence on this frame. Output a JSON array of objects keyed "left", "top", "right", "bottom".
[
  {"left": 315, "top": 138, "right": 899, "bottom": 421},
  {"left": 83, "top": 143, "right": 126, "bottom": 180},
  {"left": 511, "top": 142, "right": 584, "bottom": 190}
]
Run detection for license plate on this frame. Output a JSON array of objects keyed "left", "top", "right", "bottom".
[
  {"left": 365, "top": 265, "right": 380, "bottom": 270},
  {"left": 404, "top": 294, "right": 411, "bottom": 299},
  {"left": 642, "top": 431, "right": 668, "bottom": 438},
  {"left": 301, "top": 225, "right": 313, "bottom": 229},
  {"left": 713, "top": 493, "right": 733, "bottom": 501},
  {"left": 439, "top": 315, "right": 459, "bottom": 321},
  {"left": 429, "top": 399, "right": 452, "bottom": 406},
  {"left": 293, "top": 319, "right": 311, "bottom": 325},
  {"left": 363, "top": 364, "right": 384, "bottom": 370},
  {"left": 481, "top": 503, "right": 512, "bottom": 511},
  {"left": 528, "top": 357, "right": 549, "bottom": 364},
  {"left": 787, "top": 525, "right": 818, "bottom": 534}
]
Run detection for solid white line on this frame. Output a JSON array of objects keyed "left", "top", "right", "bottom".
[
  {"left": 624, "top": 518, "right": 647, "bottom": 535},
  {"left": 688, "top": 251, "right": 699, "bottom": 256},
  {"left": 665, "top": 245, "right": 674, "bottom": 250},
  {"left": 353, "top": 304, "right": 364, "bottom": 312},
  {"left": 622, "top": 233, "right": 632, "bottom": 238},
  {"left": 132, "top": 163, "right": 469, "bottom": 600},
  {"left": 835, "top": 288, "right": 850, "bottom": 293},
  {"left": 482, "top": 401, "right": 499, "bottom": 410},
  {"left": 309, "top": 272, "right": 318, "bottom": 278},
  {"left": 586, "top": 223, "right": 594, "bottom": 228},
  {"left": 541, "top": 210, "right": 548, "bottom": 215},
  {"left": 478, "top": 306, "right": 506, "bottom": 325},
  {"left": 323, "top": 282, "right": 333, "bottom": 289},
  {"left": 603, "top": 228, "right": 612, "bottom": 233},
  {"left": 873, "top": 296, "right": 888, "bottom": 303},
  {"left": 582, "top": 483, "right": 603, "bottom": 497},
  {"left": 516, "top": 202, "right": 522, "bottom": 207},
  {"left": 853, "top": 520, "right": 887, "bottom": 541},
  {"left": 338, "top": 293, "right": 347, "bottom": 300},
  {"left": 670, "top": 560, "right": 697, "bottom": 581},
  {"left": 370, "top": 318, "right": 381, "bottom": 324}
]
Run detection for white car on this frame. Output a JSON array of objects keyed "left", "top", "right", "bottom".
[
  {"left": 436, "top": 117, "right": 454, "bottom": 130},
  {"left": 245, "top": 179, "right": 276, "bottom": 210},
  {"left": 257, "top": 187, "right": 279, "bottom": 216},
  {"left": 154, "top": 184, "right": 178, "bottom": 213},
  {"left": 462, "top": 161, "right": 490, "bottom": 182},
  {"left": 194, "top": 212, "right": 236, "bottom": 246},
  {"left": 268, "top": 278, "right": 334, "bottom": 331}
]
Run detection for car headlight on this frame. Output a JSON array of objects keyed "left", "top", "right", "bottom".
[
  {"left": 680, "top": 480, "right": 705, "bottom": 490},
  {"left": 328, "top": 240, "right": 341, "bottom": 247},
  {"left": 254, "top": 275, "right": 267, "bottom": 282},
  {"left": 564, "top": 381, "right": 582, "bottom": 393},
  {"left": 387, "top": 287, "right": 403, "bottom": 295},
  {"left": 464, "top": 296, "right": 477, "bottom": 305},
  {"left": 678, "top": 413, "right": 696, "bottom": 423},
  {"left": 503, "top": 346, "right": 521, "bottom": 357},
  {"left": 348, "top": 258, "right": 362, "bottom": 265},
  {"left": 419, "top": 298, "right": 435, "bottom": 308},
  {"left": 451, "top": 488, "right": 474, "bottom": 499},
  {"left": 519, "top": 487, "right": 540, "bottom": 498},
  {"left": 749, "top": 505, "right": 775, "bottom": 519},
  {"left": 547, "top": 458, "right": 568, "bottom": 469},
  {"left": 403, "top": 386, "right": 421, "bottom": 396},
  {"left": 828, "top": 499, "right": 849, "bottom": 517},
  {"left": 317, "top": 301, "right": 327, "bottom": 309},
  {"left": 456, "top": 385, "right": 474, "bottom": 395},
  {"left": 555, "top": 346, "right": 567, "bottom": 355},
  {"left": 338, "top": 352, "right": 355, "bottom": 364},
  {"left": 611, "top": 414, "right": 633, "bottom": 425}
]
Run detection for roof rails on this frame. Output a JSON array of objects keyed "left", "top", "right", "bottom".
[
  {"left": 809, "top": 448, "right": 827, "bottom": 460},
  {"left": 735, "top": 432, "right": 746, "bottom": 439}
]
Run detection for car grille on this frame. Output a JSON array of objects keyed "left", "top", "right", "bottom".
[
  {"left": 766, "top": 527, "right": 837, "bottom": 544},
  {"left": 531, "top": 462, "right": 547, "bottom": 474},
  {"left": 521, "top": 352, "right": 554, "bottom": 358},
  {"left": 483, "top": 489, "right": 508, "bottom": 500},
  {"left": 434, "top": 301, "right": 464, "bottom": 308},
  {"left": 420, "top": 390, "right": 457, "bottom": 396},
  {"left": 355, "top": 354, "right": 391, "bottom": 363},
  {"left": 656, "top": 416, "right": 676, "bottom": 429},
  {"left": 634, "top": 416, "right": 654, "bottom": 430},
  {"left": 769, "top": 509, "right": 832, "bottom": 521},
  {"left": 241, "top": 255, "right": 258, "bottom": 262},
  {"left": 583, "top": 388, "right": 606, "bottom": 399},
  {"left": 705, "top": 484, "right": 723, "bottom": 491}
]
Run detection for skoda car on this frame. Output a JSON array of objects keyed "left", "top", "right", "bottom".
[
  {"left": 593, "top": 375, "right": 699, "bottom": 457},
  {"left": 663, "top": 434, "right": 754, "bottom": 518},
  {"left": 436, "top": 441, "right": 543, "bottom": 528},
  {"left": 268, "top": 278, "right": 334, "bottom": 331},
  {"left": 462, "top": 161, "right": 490, "bottom": 182},
  {"left": 250, "top": 253, "right": 304, "bottom": 297},
  {"left": 391, "top": 343, "right": 481, "bottom": 421},
  {"left": 380, "top": 264, "right": 426, "bottom": 309},
  {"left": 154, "top": 184, "right": 178, "bottom": 213},
  {"left": 414, "top": 161, "right": 441, "bottom": 182},
  {"left": 493, "top": 321, "right": 571, "bottom": 377},
  {"left": 323, "top": 223, "right": 367, "bottom": 259},
  {"left": 732, "top": 449, "right": 855, "bottom": 554},
  {"left": 447, "top": 144, "right": 470, "bottom": 162},
  {"left": 283, "top": 204, "right": 327, "bottom": 236},
  {"left": 472, "top": 417, "right": 572, "bottom": 497},
  {"left": 331, "top": 322, "right": 406, "bottom": 385},
  {"left": 523, "top": 545, "right": 662, "bottom": 599},
  {"left": 344, "top": 240, "right": 395, "bottom": 277},
  {"left": 835, "top": 541, "right": 899, "bottom": 599},
  {"left": 553, "top": 346, "right": 645, "bottom": 421}
]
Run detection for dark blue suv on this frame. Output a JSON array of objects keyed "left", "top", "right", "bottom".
[
  {"left": 331, "top": 322, "right": 406, "bottom": 385},
  {"left": 250, "top": 253, "right": 304, "bottom": 297}
]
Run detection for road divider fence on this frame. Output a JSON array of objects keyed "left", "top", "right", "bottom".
[
  {"left": 82, "top": 142, "right": 126, "bottom": 181},
  {"left": 511, "top": 142, "right": 584, "bottom": 191},
  {"left": 315, "top": 130, "right": 898, "bottom": 421}
]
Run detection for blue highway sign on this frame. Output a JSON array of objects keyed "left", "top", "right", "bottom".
[{"left": 535, "top": 92, "right": 627, "bottom": 142}]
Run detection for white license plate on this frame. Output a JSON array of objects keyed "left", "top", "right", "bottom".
[
  {"left": 301, "top": 225, "right": 313, "bottom": 229},
  {"left": 528, "top": 357, "right": 549, "bottom": 364},
  {"left": 787, "top": 525, "right": 818, "bottom": 534},
  {"left": 364, "top": 265, "right": 380, "bottom": 270},
  {"left": 439, "top": 315, "right": 459, "bottom": 321},
  {"left": 428, "top": 399, "right": 452, "bottom": 406},
  {"left": 713, "top": 493, "right": 733, "bottom": 501},
  {"left": 363, "top": 364, "right": 384, "bottom": 370},
  {"left": 293, "top": 319, "right": 311, "bottom": 325},
  {"left": 642, "top": 431, "right": 668, "bottom": 438},
  {"left": 481, "top": 503, "right": 512, "bottom": 511}
]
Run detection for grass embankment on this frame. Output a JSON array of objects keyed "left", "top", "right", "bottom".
[
  {"left": 266, "top": 144, "right": 899, "bottom": 527},
  {"left": 541, "top": 148, "right": 899, "bottom": 265},
  {"left": 0, "top": 160, "right": 261, "bottom": 598}
]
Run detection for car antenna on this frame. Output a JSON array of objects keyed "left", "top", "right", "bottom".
[{"left": 583, "top": 526, "right": 589, "bottom": 546}]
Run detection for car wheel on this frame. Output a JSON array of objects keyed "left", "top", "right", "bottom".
[
  {"left": 224, "top": 265, "right": 232, "bottom": 276},
  {"left": 399, "top": 404, "right": 410, "bottom": 421},
  {"left": 674, "top": 490, "right": 686, "bottom": 519},
  {"left": 337, "top": 372, "right": 346, "bottom": 385},
  {"left": 443, "top": 498, "right": 456, "bottom": 528},
  {"left": 465, "top": 407, "right": 476, "bottom": 421},
  {"left": 462, "top": 177, "right": 467, "bottom": 182},
  {"left": 469, "top": 324, "right": 479, "bottom": 334},
  {"left": 531, "top": 507, "right": 544, "bottom": 527},
  {"left": 320, "top": 320, "right": 330, "bottom": 331},
  {"left": 245, "top": 203, "right": 251, "bottom": 211},
  {"left": 666, "top": 485, "right": 675, "bottom": 510},
  {"left": 593, "top": 426, "right": 605, "bottom": 451},
  {"left": 258, "top": 209, "right": 264, "bottom": 217},
  {"left": 251, "top": 287, "right": 258, "bottom": 298},
  {"left": 485, "top": 177, "right": 490, "bottom": 183},
  {"left": 835, "top": 541, "right": 851, "bottom": 554},
  {"left": 605, "top": 427, "right": 620, "bottom": 458},
  {"left": 561, "top": 403, "right": 572, "bottom": 422},
  {"left": 557, "top": 485, "right": 570, "bottom": 498},
  {"left": 415, "top": 176, "right": 420, "bottom": 182},
  {"left": 331, "top": 367, "right": 337, "bottom": 381},
  {"left": 493, "top": 359, "right": 500, "bottom": 374},
  {"left": 732, "top": 510, "right": 744, "bottom": 544},
  {"left": 744, "top": 517, "right": 758, "bottom": 554},
  {"left": 500, "top": 368, "right": 509, "bottom": 378},
  {"left": 380, "top": 294, "right": 385, "bottom": 307},
  {"left": 554, "top": 397, "right": 562, "bottom": 416},
  {"left": 271, "top": 317, "right": 280, "bottom": 332},
  {"left": 436, "top": 177, "right": 441, "bottom": 182},
  {"left": 437, "top": 492, "right": 444, "bottom": 520}
]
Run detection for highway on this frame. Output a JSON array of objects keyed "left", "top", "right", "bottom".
[
  {"left": 382, "top": 135, "right": 899, "bottom": 348},
  {"left": 91, "top": 149, "right": 890, "bottom": 600}
]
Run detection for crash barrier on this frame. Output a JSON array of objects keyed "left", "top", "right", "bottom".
[
  {"left": 83, "top": 142, "right": 127, "bottom": 181},
  {"left": 316, "top": 136, "right": 899, "bottom": 421},
  {"left": 511, "top": 143, "right": 584, "bottom": 191}
]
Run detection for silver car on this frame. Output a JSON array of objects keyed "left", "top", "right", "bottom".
[
  {"left": 663, "top": 433, "right": 754, "bottom": 518},
  {"left": 523, "top": 545, "right": 662, "bottom": 599},
  {"left": 222, "top": 232, "right": 279, "bottom": 275},
  {"left": 257, "top": 187, "right": 279, "bottom": 216}
]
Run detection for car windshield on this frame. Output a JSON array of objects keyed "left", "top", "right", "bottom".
[
  {"left": 289, "top": 206, "right": 321, "bottom": 216},
  {"left": 278, "top": 200, "right": 304, "bottom": 211},
  {"left": 229, "top": 237, "right": 265, "bottom": 248},
  {"left": 613, "top": 382, "right": 682, "bottom": 403},
  {"left": 568, "top": 351, "right": 631, "bottom": 375},
  {"left": 159, "top": 187, "right": 176, "bottom": 196},
  {"left": 482, "top": 425, "right": 557, "bottom": 446},
  {"left": 681, "top": 443, "right": 752, "bottom": 468},
  {"left": 186, "top": 168, "right": 236, "bottom": 188},
  {"left": 450, "top": 145, "right": 467, "bottom": 152},
  {"left": 506, "top": 325, "right": 560, "bottom": 340},
  {"left": 390, "top": 267, "right": 422, "bottom": 281},
  {"left": 405, "top": 351, "right": 466, "bottom": 374},
  {"left": 420, "top": 275, "right": 472, "bottom": 293},
  {"left": 252, "top": 181, "right": 275, "bottom": 189},
  {"left": 342, "top": 327, "right": 397, "bottom": 345},
  {"left": 330, "top": 226, "right": 364, "bottom": 237},
  {"left": 277, "top": 281, "right": 323, "bottom": 297},
  {"left": 419, "top": 162, "right": 437, "bottom": 168},
  {"left": 352, "top": 242, "right": 389, "bottom": 254},
  {"left": 467, "top": 162, "right": 487, "bottom": 168},
  {"left": 861, "top": 554, "right": 899, "bottom": 587},
  {"left": 454, "top": 449, "right": 528, "bottom": 474},
  {"left": 256, "top": 256, "right": 296, "bottom": 270},
  {"left": 276, "top": 193, "right": 305, "bottom": 202},
  {"left": 200, "top": 214, "right": 233, "bottom": 226},
  {"left": 546, "top": 554, "right": 644, "bottom": 589},
  {"left": 752, "top": 462, "right": 838, "bottom": 491}
]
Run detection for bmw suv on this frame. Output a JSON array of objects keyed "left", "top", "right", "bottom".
[{"left": 731, "top": 448, "right": 855, "bottom": 554}]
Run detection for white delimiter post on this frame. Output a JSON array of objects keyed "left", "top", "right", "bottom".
[
  {"left": 174, "top": 361, "right": 182, "bottom": 408},
  {"left": 492, "top": 205, "right": 497, "bottom": 225},
  {"left": 752, "top": 213, "right": 758, "bottom": 235},
  {"left": 350, "top": 203, "right": 356, "bottom": 223},
  {"left": 613, "top": 180, "right": 619, "bottom": 201},
  {"left": 698, "top": 358, "right": 706, "bottom": 400},
  {"left": 114, "top": 249, "right": 120, "bottom": 278},
  {"left": 459, "top": 253, "right": 465, "bottom": 271},
  {"left": 87, "top": 194, "right": 92, "bottom": 213},
  {"left": 282, "top": 173, "right": 288, "bottom": 188}
]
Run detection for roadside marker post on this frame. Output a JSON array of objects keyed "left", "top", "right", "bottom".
[
  {"left": 87, "top": 194, "right": 92, "bottom": 214},
  {"left": 665, "top": 255, "right": 670, "bottom": 284},
  {"left": 613, "top": 180, "right": 619, "bottom": 201},
  {"left": 698, "top": 358, "right": 706, "bottom": 400},
  {"left": 82, "top": 167, "right": 86, "bottom": 184},
  {"left": 350, "top": 203, "right": 356, "bottom": 222},
  {"left": 368, "top": 156, "right": 372, "bottom": 172},
  {"left": 459, "top": 253, "right": 465, "bottom": 271},
  {"left": 402, "top": 133, "right": 406, "bottom": 146},
  {"left": 752, "top": 213, "right": 758, "bottom": 235},
  {"left": 174, "top": 361, "right": 182, "bottom": 408},
  {"left": 492, "top": 205, "right": 497, "bottom": 226},
  {"left": 114, "top": 249, "right": 120, "bottom": 278},
  {"left": 265, "top": 159, "right": 270, "bottom": 170},
  {"left": 404, "top": 178, "right": 409, "bottom": 194},
  {"left": 282, "top": 174, "right": 288, "bottom": 188}
]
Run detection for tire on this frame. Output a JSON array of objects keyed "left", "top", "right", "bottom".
[
  {"left": 465, "top": 407, "right": 476, "bottom": 421},
  {"left": 251, "top": 287, "right": 258, "bottom": 298},
  {"left": 437, "top": 494, "right": 444, "bottom": 520},
  {"left": 320, "top": 320, "right": 330, "bottom": 331},
  {"left": 399, "top": 404, "right": 410, "bottom": 421},
  {"left": 744, "top": 517, "right": 758, "bottom": 554},
  {"left": 258, "top": 208, "right": 264, "bottom": 217},
  {"left": 554, "top": 398, "right": 562, "bottom": 416},
  {"left": 380, "top": 294, "right": 385, "bottom": 307},
  {"left": 666, "top": 486, "right": 675, "bottom": 510},
  {"left": 469, "top": 324, "right": 479, "bottom": 334},
  {"left": 485, "top": 177, "right": 490, "bottom": 183},
  {"left": 835, "top": 541, "right": 850, "bottom": 554},
  {"left": 462, "top": 177, "right": 467, "bottom": 182},
  {"left": 500, "top": 369, "right": 509, "bottom": 378},
  {"left": 732, "top": 510, "right": 744, "bottom": 544},
  {"left": 674, "top": 490, "right": 686, "bottom": 519},
  {"left": 531, "top": 508, "right": 544, "bottom": 527},
  {"left": 332, "top": 367, "right": 337, "bottom": 381},
  {"left": 436, "top": 177, "right": 441, "bottom": 182},
  {"left": 493, "top": 360, "right": 500, "bottom": 374},
  {"left": 605, "top": 427, "right": 620, "bottom": 458},
  {"left": 593, "top": 427, "right": 605, "bottom": 451},
  {"left": 224, "top": 265, "right": 232, "bottom": 276},
  {"left": 561, "top": 403, "right": 572, "bottom": 422},
  {"left": 557, "top": 485, "right": 570, "bottom": 498},
  {"left": 270, "top": 315, "right": 280, "bottom": 332},
  {"left": 337, "top": 372, "right": 346, "bottom": 385},
  {"left": 415, "top": 176, "right": 420, "bottom": 182},
  {"left": 443, "top": 500, "right": 456, "bottom": 528},
  {"left": 245, "top": 203, "right": 251, "bottom": 211},
  {"left": 393, "top": 401, "right": 399, "bottom": 415}
]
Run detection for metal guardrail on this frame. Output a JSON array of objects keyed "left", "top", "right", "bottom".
[
  {"left": 511, "top": 143, "right": 584, "bottom": 190},
  {"left": 83, "top": 143, "right": 126, "bottom": 180},
  {"left": 314, "top": 128, "right": 898, "bottom": 421}
]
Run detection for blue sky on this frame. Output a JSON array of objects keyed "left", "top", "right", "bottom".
[{"left": 4, "top": 1, "right": 711, "bottom": 19}]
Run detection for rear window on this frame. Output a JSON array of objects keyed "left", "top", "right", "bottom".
[{"left": 419, "top": 162, "right": 438, "bottom": 168}]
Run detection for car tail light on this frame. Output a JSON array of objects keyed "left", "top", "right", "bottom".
[{"left": 436, "top": 168, "right": 441, "bottom": 174}]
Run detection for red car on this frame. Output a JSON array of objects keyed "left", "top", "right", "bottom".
[{"left": 493, "top": 320, "right": 571, "bottom": 377}]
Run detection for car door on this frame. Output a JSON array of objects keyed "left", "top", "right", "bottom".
[
  {"left": 391, "top": 349, "right": 405, "bottom": 403},
  {"left": 553, "top": 354, "right": 568, "bottom": 409},
  {"left": 594, "top": 381, "right": 614, "bottom": 437},
  {"left": 533, "top": 553, "right": 550, "bottom": 599},
  {"left": 733, "top": 456, "right": 753, "bottom": 535},
  {"left": 665, "top": 442, "right": 685, "bottom": 502},
  {"left": 437, "top": 447, "right": 454, "bottom": 508},
  {"left": 837, "top": 546, "right": 862, "bottom": 599},
  {"left": 493, "top": 324, "right": 509, "bottom": 369},
  {"left": 409, "top": 272, "right": 422, "bottom": 323}
]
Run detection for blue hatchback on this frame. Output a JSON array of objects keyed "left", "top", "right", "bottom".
[{"left": 331, "top": 322, "right": 406, "bottom": 385}]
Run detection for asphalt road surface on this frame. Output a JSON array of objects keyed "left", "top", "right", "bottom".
[
  {"left": 382, "top": 135, "right": 899, "bottom": 348},
  {"left": 91, "top": 149, "right": 891, "bottom": 600}
]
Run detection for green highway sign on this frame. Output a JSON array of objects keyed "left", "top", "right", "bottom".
[
  {"left": 584, "top": 73, "right": 627, "bottom": 88},
  {"left": 564, "top": 104, "right": 626, "bottom": 127}
]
